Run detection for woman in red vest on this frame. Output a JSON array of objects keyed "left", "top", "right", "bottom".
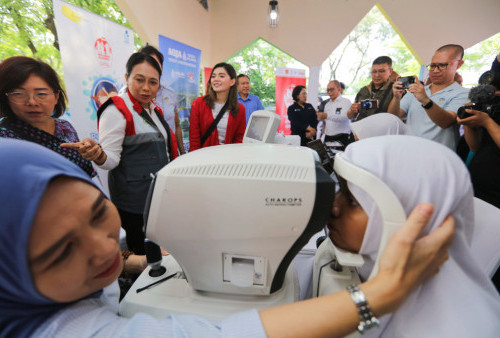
[
  {"left": 63, "top": 53, "right": 178, "bottom": 255},
  {"left": 189, "top": 62, "right": 246, "bottom": 151}
]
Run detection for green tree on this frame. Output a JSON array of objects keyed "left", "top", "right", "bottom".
[
  {"left": 0, "top": 0, "right": 141, "bottom": 79},
  {"left": 461, "top": 32, "right": 500, "bottom": 86},
  {"left": 325, "top": 7, "right": 395, "bottom": 96},
  {"left": 323, "top": 6, "right": 422, "bottom": 96},
  {"left": 226, "top": 39, "right": 303, "bottom": 107}
]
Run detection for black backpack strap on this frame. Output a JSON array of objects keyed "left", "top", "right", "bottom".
[{"left": 200, "top": 101, "right": 229, "bottom": 146}]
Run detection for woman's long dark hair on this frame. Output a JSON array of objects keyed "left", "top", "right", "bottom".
[
  {"left": 204, "top": 62, "right": 239, "bottom": 116},
  {"left": 0, "top": 56, "right": 67, "bottom": 119}
]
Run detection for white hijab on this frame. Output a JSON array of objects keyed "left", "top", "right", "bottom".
[
  {"left": 340, "top": 135, "right": 500, "bottom": 338},
  {"left": 350, "top": 113, "right": 412, "bottom": 139}
]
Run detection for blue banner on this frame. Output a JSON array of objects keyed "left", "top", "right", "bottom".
[{"left": 158, "top": 35, "right": 201, "bottom": 152}]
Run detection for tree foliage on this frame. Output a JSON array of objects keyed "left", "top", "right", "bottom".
[
  {"left": 461, "top": 32, "right": 500, "bottom": 85},
  {"left": 226, "top": 39, "right": 301, "bottom": 106},
  {"left": 324, "top": 7, "right": 420, "bottom": 96},
  {"left": 0, "top": 0, "right": 141, "bottom": 80}
]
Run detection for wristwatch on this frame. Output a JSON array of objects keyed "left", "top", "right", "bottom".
[
  {"left": 347, "top": 284, "right": 380, "bottom": 334},
  {"left": 422, "top": 100, "right": 434, "bottom": 109}
]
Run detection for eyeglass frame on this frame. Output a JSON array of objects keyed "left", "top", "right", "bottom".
[
  {"left": 5, "top": 90, "right": 58, "bottom": 104},
  {"left": 426, "top": 60, "right": 460, "bottom": 72}
]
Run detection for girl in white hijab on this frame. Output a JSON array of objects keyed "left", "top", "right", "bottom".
[
  {"left": 328, "top": 135, "right": 500, "bottom": 337},
  {"left": 350, "top": 113, "right": 411, "bottom": 140}
]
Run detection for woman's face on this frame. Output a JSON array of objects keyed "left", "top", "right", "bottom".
[
  {"left": 327, "top": 179, "right": 368, "bottom": 252},
  {"left": 126, "top": 61, "right": 160, "bottom": 108},
  {"left": 210, "top": 67, "right": 235, "bottom": 95},
  {"left": 6, "top": 75, "right": 59, "bottom": 126},
  {"left": 297, "top": 88, "right": 307, "bottom": 104},
  {"left": 29, "top": 177, "right": 122, "bottom": 303}
]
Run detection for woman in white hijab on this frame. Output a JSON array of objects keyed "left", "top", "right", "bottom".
[
  {"left": 350, "top": 113, "right": 411, "bottom": 140},
  {"left": 328, "top": 135, "right": 500, "bottom": 337}
]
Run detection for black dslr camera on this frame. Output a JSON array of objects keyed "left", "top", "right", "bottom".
[
  {"left": 457, "top": 84, "right": 500, "bottom": 119},
  {"left": 360, "top": 99, "right": 378, "bottom": 110},
  {"left": 398, "top": 76, "right": 415, "bottom": 90}
]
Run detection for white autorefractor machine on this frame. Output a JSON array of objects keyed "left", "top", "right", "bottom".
[
  {"left": 243, "top": 110, "right": 301, "bottom": 146},
  {"left": 313, "top": 151, "right": 406, "bottom": 297},
  {"left": 119, "top": 143, "right": 335, "bottom": 320}
]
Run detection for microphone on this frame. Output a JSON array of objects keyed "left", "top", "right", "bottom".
[
  {"left": 144, "top": 239, "right": 167, "bottom": 277},
  {"left": 469, "top": 85, "right": 495, "bottom": 104}
]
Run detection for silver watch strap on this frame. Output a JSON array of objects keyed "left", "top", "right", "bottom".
[{"left": 347, "top": 284, "right": 380, "bottom": 334}]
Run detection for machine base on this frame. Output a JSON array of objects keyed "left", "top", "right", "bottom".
[{"left": 119, "top": 256, "right": 299, "bottom": 321}]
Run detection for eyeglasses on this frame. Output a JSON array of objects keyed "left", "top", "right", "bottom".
[
  {"left": 426, "top": 61, "right": 459, "bottom": 71},
  {"left": 326, "top": 88, "right": 336, "bottom": 92},
  {"left": 6, "top": 91, "right": 56, "bottom": 104}
]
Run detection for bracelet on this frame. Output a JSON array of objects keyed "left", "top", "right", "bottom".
[{"left": 347, "top": 284, "right": 380, "bottom": 334}]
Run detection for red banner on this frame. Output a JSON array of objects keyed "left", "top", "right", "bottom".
[
  {"left": 204, "top": 67, "right": 212, "bottom": 95},
  {"left": 275, "top": 67, "right": 306, "bottom": 135}
]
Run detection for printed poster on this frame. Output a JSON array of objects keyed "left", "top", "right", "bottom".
[
  {"left": 158, "top": 35, "right": 201, "bottom": 152},
  {"left": 275, "top": 67, "right": 306, "bottom": 135}
]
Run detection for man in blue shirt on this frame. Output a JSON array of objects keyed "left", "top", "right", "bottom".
[
  {"left": 237, "top": 74, "right": 264, "bottom": 122},
  {"left": 388, "top": 44, "right": 468, "bottom": 150}
]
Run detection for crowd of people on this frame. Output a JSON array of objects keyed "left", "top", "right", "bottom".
[{"left": 1, "top": 40, "right": 500, "bottom": 337}]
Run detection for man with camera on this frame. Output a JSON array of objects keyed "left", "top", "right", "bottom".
[
  {"left": 347, "top": 56, "right": 395, "bottom": 121},
  {"left": 388, "top": 44, "right": 469, "bottom": 150},
  {"left": 457, "top": 52, "right": 500, "bottom": 209}
]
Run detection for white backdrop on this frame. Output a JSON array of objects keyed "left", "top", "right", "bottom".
[{"left": 53, "top": 0, "right": 135, "bottom": 193}]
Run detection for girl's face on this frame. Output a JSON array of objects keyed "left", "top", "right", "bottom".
[
  {"left": 210, "top": 67, "right": 235, "bottom": 95},
  {"left": 125, "top": 61, "right": 160, "bottom": 108},
  {"left": 28, "top": 177, "right": 122, "bottom": 302},
  {"left": 6, "top": 75, "right": 59, "bottom": 126},
  {"left": 297, "top": 88, "right": 307, "bottom": 105},
  {"left": 327, "top": 178, "right": 368, "bottom": 252}
]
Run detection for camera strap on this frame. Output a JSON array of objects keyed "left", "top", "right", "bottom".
[
  {"left": 201, "top": 100, "right": 230, "bottom": 146},
  {"left": 376, "top": 82, "right": 393, "bottom": 113}
]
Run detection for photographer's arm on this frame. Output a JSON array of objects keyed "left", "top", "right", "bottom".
[
  {"left": 347, "top": 103, "right": 360, "bottom": 119},
  {"left": 387, "top": 81, "right": 406, "bottom": 118},
  {"left": 462, "top": 125, "right": 482, "bottom": 152},
  {"left": 409, "top": 81, "right": 456, "bottom": 128},
  {"left": 260, "top": 203, "right": 454, "bottom": 338},
  {"left": 459, "top": 109, "right": 500, "bottom": 151}
]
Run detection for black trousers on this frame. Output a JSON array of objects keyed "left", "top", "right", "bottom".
[{"left": 118, "top": 208, "right": 145, "bottom": 255}]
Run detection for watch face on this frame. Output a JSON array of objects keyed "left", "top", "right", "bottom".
[{"left": 351, "top": 290, "right": 365, "bottom": 304}]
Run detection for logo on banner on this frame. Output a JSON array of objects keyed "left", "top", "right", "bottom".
[
  {"left": 91, "top": 78, "right": 119, "bottom": 110},
  {"left": 94, "top": 37, "right": 113, "bottom": 68},
  {"left": 83, "top": 76, "right": 120, "bottom": 120},
  {"left": 124, "top": 30, "right": 130, "bottom": 44},
  {"left": 284, "top": 85, "right": 295, "bottom": 107}
]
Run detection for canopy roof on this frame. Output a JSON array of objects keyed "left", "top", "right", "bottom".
[{"left": 115, "top": 0, "right": 500, "bottom": 68}]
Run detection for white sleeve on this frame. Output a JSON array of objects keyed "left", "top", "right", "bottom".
[
  {"left": 400, "top": 92, "right": 412, "bottom": 113},
  {"left": 98, "top": 105, "right": 126, "bottom": 171},
  {"left": 34, "top": 299, "right": 267, "bottom": 338}
]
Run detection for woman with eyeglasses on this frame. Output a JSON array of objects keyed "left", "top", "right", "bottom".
[{"left": 0, "top": 56, "right": 95, "bottom": 177}]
